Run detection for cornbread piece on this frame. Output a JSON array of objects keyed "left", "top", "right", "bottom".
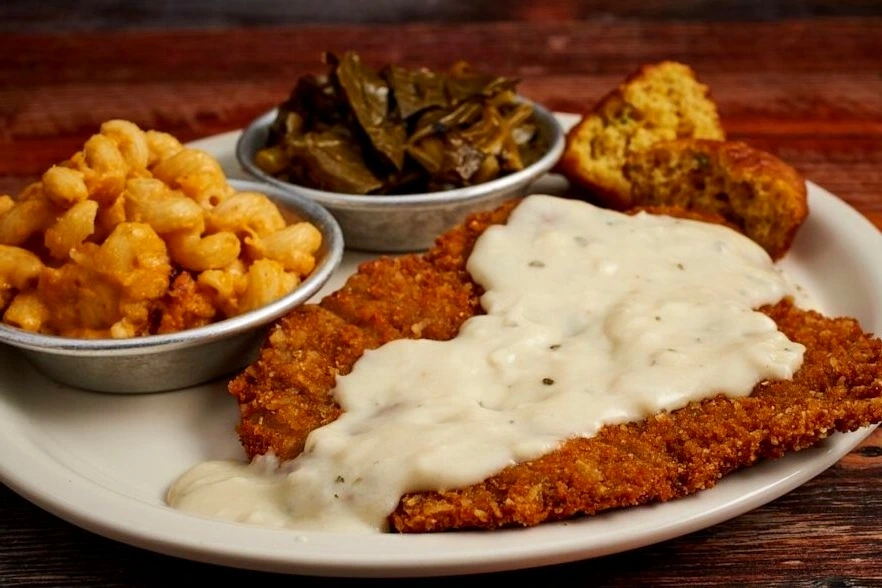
[
  {"left": 558, "top": 61, "right": 725, "bottom": 210},
  {"left": 230, "top": 201, "right": 882, "bottom": 533},
  {"left": 625, "top": 139, "right": 809, "bottom": 260}
]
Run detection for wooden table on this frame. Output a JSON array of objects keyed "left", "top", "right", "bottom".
[{"left": 2, "top": 5, "right": 882, "bottom": 586}]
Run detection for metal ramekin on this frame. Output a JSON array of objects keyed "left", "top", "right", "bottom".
[
  {"left": 236, "top": 100, "right": 565, "bottom": 252},
  {"left": 0, "top": 179, "right": 344, "bottom": 393}
]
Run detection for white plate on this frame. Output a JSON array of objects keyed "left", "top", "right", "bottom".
[{"left": 2, "top": 114, "right": 882, "bottom": 578}]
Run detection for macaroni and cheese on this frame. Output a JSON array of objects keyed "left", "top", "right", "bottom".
[{"left": 0, "top": 120, "right": 322, "bottom": 338}]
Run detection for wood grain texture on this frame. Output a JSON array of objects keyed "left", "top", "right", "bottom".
[
  {"left": 2, "top": 9, "right": 882, "bottom": 586},
  {"left": 2, "top": 20, "right": 881, "bottom": 213},
  {"left": 2, "top": 0, "right": 881, "bottom": 31}
]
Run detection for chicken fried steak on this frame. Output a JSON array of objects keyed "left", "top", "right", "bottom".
[{"left": 228, "top": 201, "right": 882, "bottom": 533}]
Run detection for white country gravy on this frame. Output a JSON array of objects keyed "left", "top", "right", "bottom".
[{"left": 167, "top": 195, "right": 805, "bottom": 532}]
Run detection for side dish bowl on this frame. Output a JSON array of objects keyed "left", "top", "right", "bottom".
[
  {"left": 236, "top": 101, "right": 565, "bottom": 252},
  {"left": 0, "top": 179, "right": 344, "bottom": 394}
]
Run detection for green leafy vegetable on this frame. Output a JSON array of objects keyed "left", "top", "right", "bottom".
[
  {"left": 333, "top": 52, "right": 406, "bottom": 171},
  {"left": 384, "top": 64, "right": 448, "bottom": 120},
  {"left": 256, "top": 51, "right": 548, "bottom": 195}
]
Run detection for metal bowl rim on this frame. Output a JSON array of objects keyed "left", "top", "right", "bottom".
[{"left": 235, "top": 99, "right": 565, "bottom": 208}]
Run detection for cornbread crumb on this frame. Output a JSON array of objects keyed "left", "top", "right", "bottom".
[{"left": 558, "top": 61, "right": 725, "bottom": 209}]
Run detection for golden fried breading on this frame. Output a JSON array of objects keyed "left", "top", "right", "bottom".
[
  {"left": 229, "top": 200, "right": 882, "bottom": 532},
  {"left": 229, "top": 201, "right": 516, "bottom": 461},
  {"left": 230, "top": 255, "right": 485, "bottom": 460}
]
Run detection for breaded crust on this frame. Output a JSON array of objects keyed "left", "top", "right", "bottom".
[
  {"left": 229, "top": 200, "right": 882, "bottom": 533},
  {"left": 229, "top": 201, "right": 516, "bottom": 461},
  {"left": 557, "top": 61, "right": 725, "bottom": 210},
  {"left": 624, "top": 139, "right": 809, "bottom": 260}
]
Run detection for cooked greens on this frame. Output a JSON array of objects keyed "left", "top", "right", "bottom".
[{"left": 255, "top": 51, "right": 548, "bottom": 194}]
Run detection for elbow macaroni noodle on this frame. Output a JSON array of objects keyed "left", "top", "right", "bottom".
[{"left": 0, "top": 120, "right": 323, "bottom": 338}]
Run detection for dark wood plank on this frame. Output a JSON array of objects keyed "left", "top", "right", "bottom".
[
  {"left": 3, "top": 20, "right": 882, "bottom": 207},
  {"left": 1, "top": 0, "right": 881, "bottom": 31}
]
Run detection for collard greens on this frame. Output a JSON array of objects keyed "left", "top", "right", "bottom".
[{"left": 255, "top": 51, "right": 548, "bottom": 195}]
